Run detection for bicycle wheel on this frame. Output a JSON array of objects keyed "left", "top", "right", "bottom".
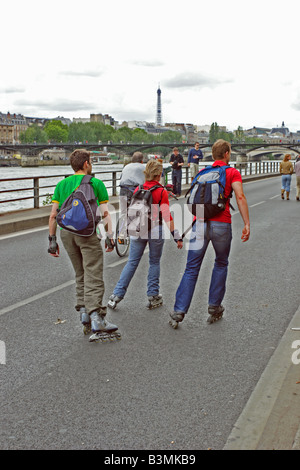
[{"left": 115, "top": 215, "right": 130, "bottom": 257}]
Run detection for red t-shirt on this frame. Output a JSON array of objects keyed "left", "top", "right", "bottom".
[
  {"left": 209, "top": 161, "right": 242, "bottom": 224},
  {"left": 134, "top": 180, "right": 173, "bottom": 224}
]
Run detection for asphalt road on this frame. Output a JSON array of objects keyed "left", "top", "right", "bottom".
[{"left": 0, "top": 175, "right": 299, "bottom": 450}]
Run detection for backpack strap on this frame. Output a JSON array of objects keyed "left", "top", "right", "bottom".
[{"left": 81, "top": 174, "right": 93, "bottom": 184}]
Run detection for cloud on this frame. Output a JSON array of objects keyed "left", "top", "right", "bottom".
[
  {"left": 291, "top": 100, "right": 300, "bottom": 111},
  {"left": 109, "top": 106, "right": 155, "bottom": 122},
  {"left": 14, "top": 98, "right": 97, "bottom": 113},
  {"left": 59, "top": 70, "right": 104, "bottom": 78},
  {"left": 129, "top": 59, "right": 165, "bottom": 67},
  {"left": 164, "top": 73, "right": 233, "bottom": 90},
  {"left": 0, "top": 87, "right": 26, "bottom": 94}
]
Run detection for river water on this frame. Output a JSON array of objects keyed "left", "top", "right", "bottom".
[{"left": 0, "top": 163, "right": 124, "bottom": 214}]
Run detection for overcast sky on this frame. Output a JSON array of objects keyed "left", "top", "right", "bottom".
[{"left": 2, "top": 0, "right": 300, "bottom": 131}]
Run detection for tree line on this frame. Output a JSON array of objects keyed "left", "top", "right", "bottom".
[
  {"left": 20, "top": 120, "right": 182, "bottom": 146},
  {"left": 20, "top": 120, "right": 264, "bottom": 152}
]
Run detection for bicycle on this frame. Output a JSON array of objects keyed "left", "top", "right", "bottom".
[{"left": 115, "top": 212, "right": 130, "bottom": 257}]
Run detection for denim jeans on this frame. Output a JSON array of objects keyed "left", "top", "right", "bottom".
[
  {"left": 172, "top": 169, "right": 182, "bottom": 195},
  {"left": 174, "top": 220, "right": 232, "bottom": 314},
  {"left": 113, "top": 226, "right": 165, "bottom": 298},
  {"left": 281, "top": 174, "right": 292, "bottom": 192}
]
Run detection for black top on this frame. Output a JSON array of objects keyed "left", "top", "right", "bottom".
[{"left": 170, "top": 153, "right": 184, "bottom": 170}]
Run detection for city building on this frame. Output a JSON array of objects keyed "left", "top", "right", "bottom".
[{"left": 0, "top": 112, "right": 27, "bottom": 144}]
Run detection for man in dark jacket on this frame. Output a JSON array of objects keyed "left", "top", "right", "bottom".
[{"left": 169, "top": 147, "right": 184, "bottom": 196}]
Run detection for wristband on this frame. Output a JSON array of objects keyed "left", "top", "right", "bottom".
[{"left": 171, "top": 230, "right": 183, "bottom": 243}]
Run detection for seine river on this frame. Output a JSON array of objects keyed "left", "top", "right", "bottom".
[{"left": 0, "top": 164, "right": 124, "bottom": 214}]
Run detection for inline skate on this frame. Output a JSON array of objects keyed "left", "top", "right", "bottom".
[
  {"left": 89, "top": 311, "right": 121, "bottom": 343},
  {"left": 147, "top": 294, "right": 163, "bottom": 309},
  {"left": 78, "top": 306, "right": 91, "bottom": 335},
  {"left": 169, "top": 311, "right": 185, "bottom": 329},
  {"left": 107, "top": 294, "right": 123, "bottom": 310},
  {"left": 207, "top": 305, "right": 224, "bottom": 324}
]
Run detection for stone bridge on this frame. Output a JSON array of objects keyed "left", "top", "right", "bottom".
[{"left": 1, "top": 142, "right": 300, "bottom": 163}]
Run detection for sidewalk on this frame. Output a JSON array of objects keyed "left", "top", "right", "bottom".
[
  {"left": 0, "top": 173, "right": 279, "bottom": 236},
  {"left": 224, "top": 303, "right": 300, "bottom": 450},
  {"left": 1, "top": 171, "right": 299, "bottom": 449}
]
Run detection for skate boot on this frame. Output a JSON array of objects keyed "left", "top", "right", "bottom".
[
  {"left": 169, "top": 311, "right": 185, "bottom": 329},
  {"left": 207, "top": 305, "right": 224, "bottom": 324},
  {"left": 79, "top": 306, "right": 91, "bottom": 335},
  {"left": 147, "top": 294, "right": 163, "bottom": 310},
  {"left": 107, "top": 294, "right": 123, "bottom": 310},
  {"left": 89, "top": 311, "right": 121, "bottom": 343}
]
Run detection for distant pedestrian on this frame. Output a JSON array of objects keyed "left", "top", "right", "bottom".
[
  {"left": 280, "top": 154, "right": 293, "bottom": 200},
  {"left": 119, "top": 151, "right": 145, "bottom": 219},
  {"left": 169, "top": 147, "right": 184, "bottom": 196},
  {"left": 295, "top": 158, "right": 300, "bottom": 201},
  {"left": 169, "top": 139, "right": 250, "bottom": 329},
  {"left": 187, "top": 142, "right": 203, "bottom": 182}
]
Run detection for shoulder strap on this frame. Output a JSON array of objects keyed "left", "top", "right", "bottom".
[{"left": 81, "top": 174, "right": 93, "bottom": 184}]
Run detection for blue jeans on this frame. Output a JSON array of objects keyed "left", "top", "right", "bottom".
[
  {"left": 174, "top": 220, "right": 232, "bottom": 313},
  {"left": 172, "top": 169, "right": 182, "bottom": 195},
  {"left": 113, "top": 226, "right": 165, "bottom": 298},
  {"left": 281, "top": 174, "right": 292, "bottom": 192}
]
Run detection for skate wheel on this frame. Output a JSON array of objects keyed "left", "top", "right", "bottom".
[
  {"left": 83, "top": 325, "right": 91, "bottom": 335},
  {"left": 169, "top": 319, "right": 178, "bottom": 329}
]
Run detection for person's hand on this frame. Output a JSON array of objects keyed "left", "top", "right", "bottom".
[
  {"left": 48, "top": 235, "right": 59, "bottom": 257},
  {"left": 105, "top": 234, "right": 115, "bottom": 252},
  {"left": 241, "top": 224, "right": 250, "bottom": 242},
  {"left": 177, "top": 240, "right": 183, "bottom": 249}
]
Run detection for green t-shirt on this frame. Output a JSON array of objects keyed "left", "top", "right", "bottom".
[{"left": 52, "top": 174, "right": 109, "bottom": 209}]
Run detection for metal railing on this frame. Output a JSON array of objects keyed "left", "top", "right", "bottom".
[{"left": 0, "top": 161, "right": 281, "bottom": 212}]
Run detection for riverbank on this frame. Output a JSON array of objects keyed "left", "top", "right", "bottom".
[{"left": 0, "top": 172, "right": 280, "bottom": 235}]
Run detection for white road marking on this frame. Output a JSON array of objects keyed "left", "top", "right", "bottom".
[
  {"left": 0, "top": 280, "right": 75, "bottom": 317},
  {"left": 0, "top": 225, "right": 48, "bottom": 240},
  {"left": 249, "top": 201, "right": 266, "bottom": 208}
]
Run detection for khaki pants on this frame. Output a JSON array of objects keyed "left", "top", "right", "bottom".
[
  {"left": 297, "top": 176, "right": 300, "bottom": 198},
  {"left": 60, "top": 230, "right": 105, "bottom": 314},
  {"left": 190, "top": 163, "right": 199, "bottom": 179}
]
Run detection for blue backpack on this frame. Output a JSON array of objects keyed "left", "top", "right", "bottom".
[
  {"left": 186, "top": 165, "right": 234, "bottom": 219},
  {"left": 56, "top": 175, "right": 100, "bottom": 236}
]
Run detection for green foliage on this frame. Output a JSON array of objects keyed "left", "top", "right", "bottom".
[
  {"left": 20, "top": 124, "right": 48, "bottom": 143},
  {"left": 42, "top": 193, "right": 53, "bottom": 206},
  {"left": 44, "top": 120, "right": 68, "bottom": 143},
  {"left": 68, "top": 122, "right": 115, "bottom": 143}
]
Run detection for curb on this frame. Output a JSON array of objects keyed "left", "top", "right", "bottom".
[{"left": 223, "top": 304, "right": 300, "bottom": 450}]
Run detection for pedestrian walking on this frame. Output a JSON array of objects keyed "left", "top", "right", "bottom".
[
  {"left": 169, "top": 147, "right": 184, "bottom": 196},
  {"left": 119, "top": 151, "right": 145, "bottom": 219},
  {"left": 280, "top": 154, "right": 293, "bottom": 200},
  {"left": 108, "top": 159, "right": 183, "bottom": 311},
  {"left": 295, "top": 158, "right": 300, "bottom": 201},
  {"left": 169, "top": 139, "right": 250, "bottom": 328},
  {"left": 187, "top": 142, "right": 203, "bottom": 182},
  {"left": 48, "top": 149, "right": 119, "bottom": 339}
]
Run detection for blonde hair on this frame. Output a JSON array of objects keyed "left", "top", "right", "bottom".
[
  {"left": 144, "top": 159, "right": 163, "bottom": 181},
  {"left": 212, "top": 139, "right": 231, "bottom": 160},
  {"left": 283, "top": 154, "right": 291, "bottom": 162}
]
